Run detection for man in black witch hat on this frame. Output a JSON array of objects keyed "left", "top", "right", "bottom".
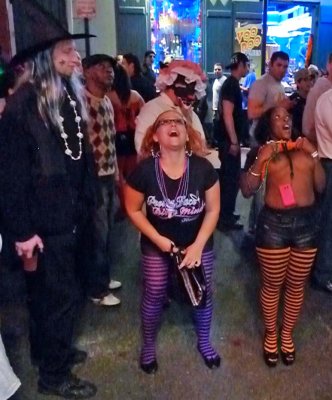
[{"left": 0, "top": 0, "right": 98, "bottom": 398}]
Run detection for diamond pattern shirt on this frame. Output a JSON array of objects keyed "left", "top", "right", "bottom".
[{"left": 86, "top": 90, "right": 117, "bottom": 177}]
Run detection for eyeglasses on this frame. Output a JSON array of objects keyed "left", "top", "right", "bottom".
[{"left": 157, "top": 118, "right": 186, "bottom": 128}]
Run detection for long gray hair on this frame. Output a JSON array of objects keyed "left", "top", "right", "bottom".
[{"left": 32, "top": 45, "right": 88, "bottom": 128}]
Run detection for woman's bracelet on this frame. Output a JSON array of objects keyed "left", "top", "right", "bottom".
[
  {"left": 311, "top": 150, "right": 319, "bottom": 159},
  {"left": 246, "top": 172, "right": 263, "bottom": 193},
  {"left": 248, "top": 167, "right": 261, "bottom": 177}
]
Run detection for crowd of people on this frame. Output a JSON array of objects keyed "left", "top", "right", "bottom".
[{"left": 0, "top": 2, "right": 332, "bottom": 399}]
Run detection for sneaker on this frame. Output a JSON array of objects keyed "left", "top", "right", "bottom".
[
  {"left": 38, "top": 373, "right": 97, "bottom": 399},
  {"left": 90, "top": 293, "right": 121, "bottom": 306},
  {"left": 109, "top": 279, "right": 122, "bottom": 290}
]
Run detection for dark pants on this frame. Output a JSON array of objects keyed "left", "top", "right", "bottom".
[
  {"left": 218, "top": 142, "right": 241, "bottom": 222},
  {"left": 313, "top": 159, "right": 332, "bottom": 284},
  {"left": 26, "top": 231, "right": 80, "bottom": 385},
  {"left": 83, "top": 175, "right": 115, "bottom": 298},
  {"left": 241, "top": 109, "right": 251, "bottom": 147},
  {"left": 213, "top": 115, "right": 222, "bottom": 147}
]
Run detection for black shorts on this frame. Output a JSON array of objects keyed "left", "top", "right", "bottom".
[{"left": 255, "top": 205, "right": 319, "bottom": 249}]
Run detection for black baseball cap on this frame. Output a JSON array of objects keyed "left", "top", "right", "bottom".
[
  {"left": 144, "top": 50, "right": 156, "bottom": 58},
  {"left": 226, "top": 52, "right": 249, "bottom": 69},
  {"left": 82, "top": 54, "right": 117, "bottom": 70}
]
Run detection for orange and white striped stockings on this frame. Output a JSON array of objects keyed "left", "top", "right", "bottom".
[{"left": 256, "top": 247, "right": 317, "bottom": 354}]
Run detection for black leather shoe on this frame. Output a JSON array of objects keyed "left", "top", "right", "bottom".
[
  {"left": 38, "top": 374, "right": 97, "bottom": 399},
  {"left": 263, "top": 350, "right": 279, "bottom": 367},
  {"left": 203, "top": 354, "right": 221, "bottom": 369},
  {"left": 311, "top": 279, "right": 332, "bottom": 294},
  {"left": 280, "top": 349, "right": 295, "bottom": 366},
  {"left": 140, "top": 360, "right": 158, "bottom": 374},
  {"left": 197, "top": 346, "right": 221, "bottom": 369}
]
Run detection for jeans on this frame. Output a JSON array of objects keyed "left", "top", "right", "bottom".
[
  {"left": 85, "top": 175, "right": 116, "bottom": 297},
  {"left": 117, "top": 155, "right": 137, "bottom": 213},
  {"left": 256, "top": 205, "right": 319, "bottom": 249},
  {"left": 313, "top": 160, "right": 332, "bottom": 284}
]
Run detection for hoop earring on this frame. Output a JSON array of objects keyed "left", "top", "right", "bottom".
[
  {"left": 151, "top": 142, "right": 161, "bottom": 158},
  {"left": 185, "top": 142, "right": 192, "bottom": 157}
]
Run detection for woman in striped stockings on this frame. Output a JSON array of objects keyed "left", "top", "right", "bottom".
[
  {"left": 242, "top": 106, "right": 325, "bottom": 367},
  {"left": 125, "top": 107, "right": 220, "bottom": 374}
]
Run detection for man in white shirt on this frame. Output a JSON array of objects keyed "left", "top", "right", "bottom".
[
  {"left": 212, "top": 63, "right": 227, "bottom": 146},
  {"left": 311, "top": 88, "right": 332, "bottom": 293},
  {"left": 212, "top": 63, "right": 227, "bottom": 112},
  {"left": 135, "top": 60, "right": 206, "bottom": 153},
  {"left": 302, "top": 53, "right": 332, "bottom": 142}
]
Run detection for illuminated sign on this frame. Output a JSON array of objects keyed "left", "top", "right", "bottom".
[
  {"left": 234, "top": 21, "right": 262, "bottom": 76},
  {"left": 235, "top": 26, "right": 262, "bottom": 53}
]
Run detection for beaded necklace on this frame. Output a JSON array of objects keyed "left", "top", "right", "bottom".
[
  {"left": 155, "top": 156, "right": 189, "bottom": 219},
  {"left": 58, "top": 87, "right": 83, "bottom": 161}
]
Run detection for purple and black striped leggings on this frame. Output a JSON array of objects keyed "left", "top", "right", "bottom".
[{"left": 140, "top": 249, "right": 219, "bottom": 364}]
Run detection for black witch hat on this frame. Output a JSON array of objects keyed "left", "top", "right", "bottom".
[{"left": 10, "top": 0, "right": 95, "bottom": 64}]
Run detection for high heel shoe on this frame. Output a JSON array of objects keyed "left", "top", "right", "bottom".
[
  {"left": 197, "top": 345, "right": 221, "bottom": 369},
  {"left": 280, "top": 349, "right": 295, "bottom": 366},
  {"left": 279, "top": 326, "right": 296, "bottom": 366},
  {"left": 203, "top": 354, "right": 221, "bottom": 369},
  {"left": 140, "top": 360, "right": 158, "bottom": 374},
  {"left": 263, "top": 350, "right": 279, "bottom": 367},
  {"left": 263, "top": 330, "right": 278, "bottom": 367}
]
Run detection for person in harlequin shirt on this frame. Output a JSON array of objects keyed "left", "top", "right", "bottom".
[{"left": 125, "top": 106, "right": 220, "bottom": 374}]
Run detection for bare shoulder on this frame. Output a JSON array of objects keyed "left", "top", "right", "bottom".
[{"left": 130, "top": 90, "right": 144, "bottom": 102}]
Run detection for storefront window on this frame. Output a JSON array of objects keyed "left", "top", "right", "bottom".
[
  {"left": 150, "top": 0, "right": 202, "bottom": 73},
  {"left": 267, "top": 4, "right": 313, "bottom": 73}
]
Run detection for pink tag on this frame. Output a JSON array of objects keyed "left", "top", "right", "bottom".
[{"left": 279, "top": 184, "right": 296, "bottom": 207}]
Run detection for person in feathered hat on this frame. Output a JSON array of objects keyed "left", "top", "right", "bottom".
[
  {"left": 135, "top": 59, "right": 207, "bottom": 153},
  {"left": 0, "top": 0, "right": 98, "bottom": 398}
]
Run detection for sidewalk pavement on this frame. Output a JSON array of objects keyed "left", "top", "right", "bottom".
[{"left": 1, "top": 184, "right": 332, "bottom": 400}]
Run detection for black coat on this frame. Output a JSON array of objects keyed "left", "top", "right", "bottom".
[{"left": 0, "top": 82, "right": 99, "bottom": 242}]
